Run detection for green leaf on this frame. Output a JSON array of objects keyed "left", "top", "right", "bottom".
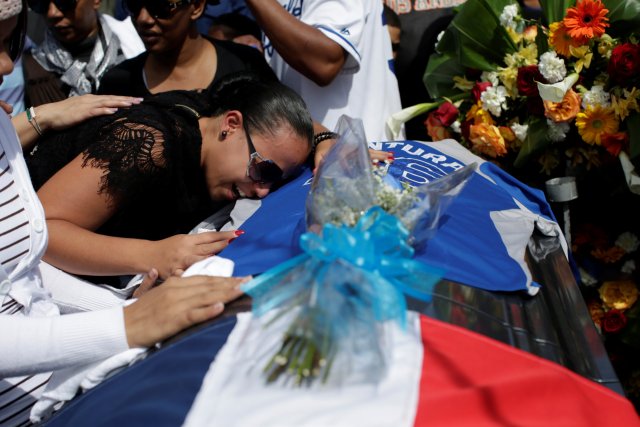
[
  {"left": 436, "top": 0, "right": 518, "bottom": 71},
  {"left": 514, "top": 118, "right": 550, "bottom": 168},
  {"left": 538, "top": 0, "right": 574, "bottom": 24},
  {"left": 602, "top": 0, "right": 640, "bottom": 37},
  {"left": 423, "top": 53, "right": 467, "bottom": 99},
  {"left": 626, "top": 113, "right": 640, "bottom": 170}
]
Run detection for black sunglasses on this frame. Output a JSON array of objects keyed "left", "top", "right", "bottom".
[
  {"left": 124, "top": 0, "right": 195, "bottom": 20},
  {"left": 244, "top": 124, "right": 283, "bottom": 184},
  {"left": 27, "top": 0, "right": 77, "bottom": 14}
]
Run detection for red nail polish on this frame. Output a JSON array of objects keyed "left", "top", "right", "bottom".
[
  {"left": 228, "top": 238, "right": 236, "bottom": 244},
  {"left": 234, "top": 230, "right": 245, "bottom": 236}
]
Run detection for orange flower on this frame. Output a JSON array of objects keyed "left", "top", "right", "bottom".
[
  {"left": 424, "top": 114, "right": 452, "bottom": 141},
  {"left": 549, "top": 21, "right": 582, "bottom": 57},
  {"left": 599, "top": 280, "right": 639, "bottom": 310},
  {"left": 563, "top": 0, "right": 609, "bottom": 44},
  {"left": 465, "top": 102, "right": 494, "bottom": 126},
  {"left": 576, "top": 105, "right": 619, "bottom": 145},
  {"left": 591, "top": 246, "right": 626, "bottom": 263},
  {"left": 469, "top": 123, "right": 507, "bottom": 158},
  {"left": 543, "top": 89, "right": 581, "bottom": 123},
  {"left": 499, "top": 126, "right": 516, "bottom": 144}
]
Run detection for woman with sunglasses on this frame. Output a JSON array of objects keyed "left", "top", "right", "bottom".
[
  {"left": 0, "top": 2, "right": 246, "bottom": 425},
  {"left": 97, "top": 0, "right": 276, "bottom": 98},
  {"left": 22, "top": 0, "right": 144, "bottom": 106},
  {"left": 28, "top": 72, "right": 313, "bottom": 286}
]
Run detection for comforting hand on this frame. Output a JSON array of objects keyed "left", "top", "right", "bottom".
[
  {"left": 123, "top": 275, "right": 247, "bottom": 348},
  {"left": 313, "top": 138, "right": 395, "bottom": 174},
  {"left": 33, "top": 94, "right": 143, "bottom": 133},
  {"left": 149, "top": 230, "right": 242, "bottom": 279}
]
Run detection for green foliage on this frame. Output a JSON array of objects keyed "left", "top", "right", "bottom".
[{"left": 435, "top": 0, "right": 518, "bottom": 72}]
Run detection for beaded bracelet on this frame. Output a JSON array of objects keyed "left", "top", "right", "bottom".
[
  {"left": 313, "top": 131, "right": 339, "bottom": 149},
  {"left": 26, "top": 107, "right": 43, "bottom": 136}
]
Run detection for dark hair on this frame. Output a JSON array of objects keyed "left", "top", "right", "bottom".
[
  {"left": 382, "top": 4, "right": 401, "bottom": 30},
  {"left": 8, "top": 0, "right": 27, "bottom": 61},
  {"left": 210, "top": 13, "right": 262, "bottom": 40},
  {"left": 209, "top": 73, "right": 314, "bottom": 148}
]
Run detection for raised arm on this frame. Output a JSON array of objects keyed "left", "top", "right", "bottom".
[
  {"left": 245, "top": 0, "right": 346, "bottom": 86},
  {"left": 37, "top": 153, "right": 237, "bottom": 279}
]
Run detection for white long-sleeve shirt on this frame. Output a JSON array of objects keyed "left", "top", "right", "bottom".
[{"left": 0, "top": 112, "right": 129, "bottom": 424}]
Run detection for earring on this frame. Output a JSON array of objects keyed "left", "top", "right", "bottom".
[{"left": 220, "top": 130, "right": 228, "bottom": 139}]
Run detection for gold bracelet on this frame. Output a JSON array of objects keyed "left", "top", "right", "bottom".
[{"left": 26, "top": 107, "right": 43, "bottom": 136}]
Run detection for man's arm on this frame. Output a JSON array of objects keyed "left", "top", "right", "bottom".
[{"left": 245, "top": 0, "right": 346, "bottom": 86}]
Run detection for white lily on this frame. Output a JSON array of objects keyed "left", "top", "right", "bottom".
[
  {"left": 385, "top": 102, "right": 440, "bottom": 140},
  {"left": 536, "top": 73, "right": 579, "bottom": 103}
]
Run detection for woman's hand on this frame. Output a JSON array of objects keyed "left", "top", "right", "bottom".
[
  {"left": 149, "top": 231, "right": 242, "bottom": 279},
  {"left": 13, "top": 94, "right": 144, "bottom": 151},
  {"left": 313, "top": 138, "right": 395, "bottom": 174},
  {"left": 34, "top": 94, "right": 143, "bottom": 132},
  {"left": 123, "top": 275, "right": 248, "bottom": 348}
]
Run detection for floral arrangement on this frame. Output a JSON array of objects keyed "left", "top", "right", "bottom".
[
  {"left": 242, "top": 116, "right": 475, "bottom": 386},
  {"left": 387, "top": 0, "right": 640, "bottom": 183}
]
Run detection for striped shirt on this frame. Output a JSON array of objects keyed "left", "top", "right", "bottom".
[{"left": 0, "top": 146, "right": 48, "bottom": 427}]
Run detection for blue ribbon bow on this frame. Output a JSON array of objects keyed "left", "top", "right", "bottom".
[{"left": 242, "top": 207, "right": 444, "bottom": 330}]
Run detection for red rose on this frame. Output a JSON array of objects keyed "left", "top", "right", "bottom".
[
  {"left": 472, "top": 81, "right": 492, "bottom": 102},
  {"left": 424, "top": 113, "right": 452, "bottom": 141},
  {"left": 517, "top": 65, "right": 544, "bottom": 97},
  {"left": 432, "top": 102, "right": 459, "bottom": 127},
  {"left": 608, "top": 43, "right": 640, "bottom": 85},
  {"left": 601, "top": 132, "right": 629, "bottom": 157},
  {"left": 602, "top": 309, "right": 628, "bottom": 333}
]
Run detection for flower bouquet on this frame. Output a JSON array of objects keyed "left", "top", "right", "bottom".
[
  {"left": 242, "top": 115, "right": 475, "bottom": 387},
  {"left": 387, "top": 0, "right": 640, "bottom": 191}
]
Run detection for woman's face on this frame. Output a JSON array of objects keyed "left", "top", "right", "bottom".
[
  {"left": 0, "top": 15, "right": 18, "bottom": 113},
  {"left": 45, "top": 0, "right": 100, "bottom": 45},
  {"left": 202, "top": 119, "right": 311, "bottom": 202},
  {"left": 131, "top": 0, "right": 204, "bottom": 54}
]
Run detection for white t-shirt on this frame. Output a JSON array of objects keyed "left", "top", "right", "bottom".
[{"left": 263, "top": 0, "right": 404, "bottom": 141}]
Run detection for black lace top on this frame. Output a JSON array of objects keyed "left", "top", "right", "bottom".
[{"left": 28, "top": 91, "right": 217, "bottom": 244}]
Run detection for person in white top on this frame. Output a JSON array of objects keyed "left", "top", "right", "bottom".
[
  {"left": 0, "top": 3, "right": 245, "bottom": 424},
  {"left": 245, "top": 0, "right": 404, "bottom": 141},
  {"left": 23, "top": 0, "right": 145, "bottom": 106}
]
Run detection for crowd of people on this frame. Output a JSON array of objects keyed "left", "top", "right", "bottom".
[{"left": 0, "top": 0, "right": 404, "bottom": 424}]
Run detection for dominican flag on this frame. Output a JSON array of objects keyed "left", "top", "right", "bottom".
[
  {"left": 221, "top": 139, "right": 568, "bottom": 296},
  {"left": 46, "top": 312, "right": 640, "bottom": 426}
]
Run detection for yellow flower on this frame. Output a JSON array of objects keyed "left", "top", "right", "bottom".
[
  {"left": 625, "top": 87, "right": 640, "bottom": 112},
  {"left": 569, "top": 45, "right": 593, "bottom": 73},
  {"left": 518, "top": 43, "right": 538, "bottom": 66},
  {"left": 565, "top": 146, "right": 601, "bottom": 170},
  {"left": 453, "top": 75, "right": 474, "bottom": 91},
  {"left": 469, "top": 123, "right": 507, "bottom": 158},
  {"left": 597, "top": 34, "right": 615, "bottom": 58},
  {"left": 498, "top": 66, "right": 518, "bottom": 97},
  {"left": 612, "top": 95, "right": 632, "bottom": 121},
  {"left": 538, "top": 151, "right": 560, "bottom": 175},
  {"left": 466, "top": 102, "right": 494, "bottom": 125},
  {"left": 575, "top": 105, "right": 619, "bottom": 145},
  {"left": 599, "top": 280, "right": 639, "bottom": 310},
  {"left": 506, "top": 26, "right": 522, "bottom": 44}
]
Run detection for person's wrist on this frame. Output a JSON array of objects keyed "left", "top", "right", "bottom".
[{"left": 313, "top": 131, "right": 339, "bottom": 149}]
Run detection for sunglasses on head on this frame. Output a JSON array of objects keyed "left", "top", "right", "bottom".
[
  {"left": 27, "top": 0, "right": 77, "bottom": 14},
  {"left": 124, "top": 0, "right": 195, "bottom": 20},
  {"left": 244, "top": 124, "right": 283, "bottom": 185}
]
